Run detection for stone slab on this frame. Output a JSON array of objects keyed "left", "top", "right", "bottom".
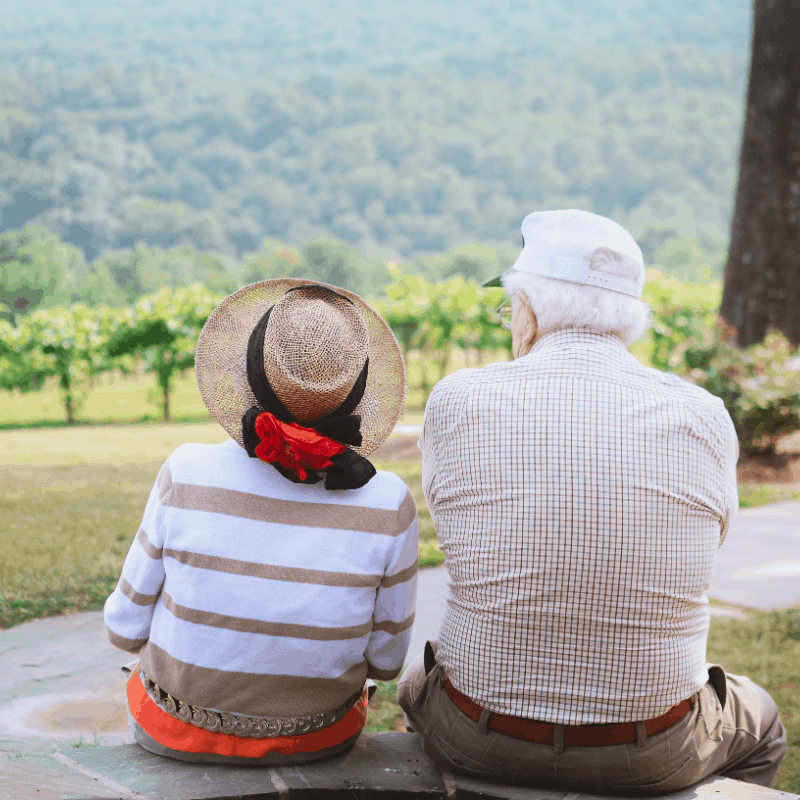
[
  {"left": 452, "top": 772, "right": 799, "bottom": 799},
  {"left": 269, "top": 732, "right": 446, "bottom": 798},
  {"left": 52, "top": 745, "right": 281, "bottom": 799},
  {"left": 9, "top": 735, "right": 798, "bottom": 800},
  {"left": 711, "top": 502, "right": 800, "bottom": 611},
  {"left": 565, "top": 775, "right": 800, "bottom": 800},
  {"left": 0, "top": 612, "right": 132, "bottom": 753},
  {"left": 59, "top": 734, "right": 445, "bottom": 799},
  {"left": 0, "top": 752, "right": 112, "bottom": 800}
]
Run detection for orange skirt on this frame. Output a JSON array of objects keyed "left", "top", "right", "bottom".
[{"left": 127, "top": 671, "right": 368, "bottom": 758}]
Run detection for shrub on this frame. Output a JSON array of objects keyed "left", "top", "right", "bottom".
[
  {"left": 697, "top": 331, "right": 800, "bottom": 456},
  {"left": 642, "top": 271, "right": 800, "bottom": 456}
]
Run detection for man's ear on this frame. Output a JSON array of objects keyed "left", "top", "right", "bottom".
[{"left": 512, "top": 292, "right": 538, "bottom": 359}]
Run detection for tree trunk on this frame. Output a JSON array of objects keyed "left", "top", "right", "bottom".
[
  {"left": 420, "top": 342, "right": 433, "bottom": 395},
  {"left": 720, "top": 0, "right": 800, "bottom": 346},
  {"left": 59, "top": 367, "right": 75, "bottom": 425},
  {"left": 158, "top": 370, "right": 172, "bottom": 422},
  {"left": 163, "top": 382, "right": 171, "bottom": 422}
]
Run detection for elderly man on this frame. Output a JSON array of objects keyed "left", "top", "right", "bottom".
[{"left": 398, "top": 210, "right": 786, "bottom": 794}]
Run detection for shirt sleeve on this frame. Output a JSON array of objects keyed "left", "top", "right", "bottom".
[
  {"left": 718, "top": 410, "right": 740, "bottom": 548},
  {"left": 364, "top": 486, "right": 419, "bottom": 680},
  {"left": 103, "top": 459, "right": 171, "bottom": 653},
  {"left": 419, "top": 392, "right": 439, "bottom": 521}
]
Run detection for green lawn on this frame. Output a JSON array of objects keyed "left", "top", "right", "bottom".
[
  {"left": 738, "top": 484, "right": 800, "bottom": 508},
  {"left": 707, "top": 608, "right": 800, "bottom": 794},
  {"left": 0, "top": 371, "right": 211, "bottom": 428}
]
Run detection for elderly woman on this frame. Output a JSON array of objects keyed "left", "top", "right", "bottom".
[
  {"left": 399, "top": 210, "right": 785, "bottom": 793},
  {"left": 105, "top": 279, "right": 418, "bottom": 765}
]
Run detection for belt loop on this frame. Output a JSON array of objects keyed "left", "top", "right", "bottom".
[
  {"left": 553, "top": 723, "right": 564, "bottom": 754},
  {"left": 635, "top": 720, "right": 647, "bottom": 748},
  {"left": 478, "top": 708, "right": 492, "bottom": 735}
]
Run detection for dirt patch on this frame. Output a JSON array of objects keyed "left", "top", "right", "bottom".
[
  {"left": 737, "top": 453, "right": 800, "bottom": 484},
  {"left": 372, "top": 435, "right": 422, "bottom": 462}
]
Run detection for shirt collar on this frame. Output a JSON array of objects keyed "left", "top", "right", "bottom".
[{"left": 526, "top": 327, "right": 629, "bottom": 357}]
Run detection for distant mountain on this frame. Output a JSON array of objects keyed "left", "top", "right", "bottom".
[
  {"left": 2, "top": 0, "right": 752, "bottom": 79},
  {"left": 0, "top": 0, "right": 751, "bottom": 262}
]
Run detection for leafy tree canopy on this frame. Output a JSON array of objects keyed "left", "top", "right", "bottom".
[
  {"left": 0, "top": 0, "right": 750, "bottom": 271},
  {"left": 0, "top": 226, "right": 84, "bottom": 321}
]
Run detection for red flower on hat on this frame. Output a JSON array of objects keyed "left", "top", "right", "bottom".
[{"left": 253, "top": 411, "right": 346, "bottom": 480}]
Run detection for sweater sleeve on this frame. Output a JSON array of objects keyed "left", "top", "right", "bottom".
[
  {"left": 103, "top": 459, "right": 171, "bottom": 653},
  {"left": 364, "top": 486, "right": 419, "bottom": 680}
]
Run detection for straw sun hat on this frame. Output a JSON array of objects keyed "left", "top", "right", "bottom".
[{"left": 195, "top": 278, "right": 406, "bottom": 489}]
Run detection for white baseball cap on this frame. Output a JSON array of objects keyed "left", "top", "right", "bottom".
[{"left": 483, "top": 209, "right": 646, "bottom": 298}]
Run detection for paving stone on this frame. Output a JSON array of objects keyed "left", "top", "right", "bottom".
[
  {"left": 0, "top": 752, "right": 115, "bottom": 800},
  {"left": 448, "top": 771, "right": 567, "bottom": 799},
  {"left": 711, "top": 502, "right": 800, "bottom": 611},
  {"left": 407, "top": 566, "right": 449, "bottom": 663},
  {"left": 64, "top": 734, "right": 446, "bottom": 799},
  {"left": 61, "top": 744, "right": 281, "bottom": 800},
  {"left": 566, "top": 774, "right": 800, "bottom": 800},
  {"left": 450, "top": 771, "right": 800, "bottom": 800},
  {"left": 0, "top": 612, "right": 132, "bottom": 752},
  {"left": 270, "top": 732, "right": 446, "bottom": 798}
]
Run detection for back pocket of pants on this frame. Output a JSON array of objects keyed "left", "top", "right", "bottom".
[
  {"left": 427, "top": 729, "right": 505, "bottom": 778},
  {"left": 612, "top": 755, "right": 695, "bottom": 794}
]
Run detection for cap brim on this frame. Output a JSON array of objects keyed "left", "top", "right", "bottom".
[{"left": 481, "top": 273, "right": 506, "bottom": 288}]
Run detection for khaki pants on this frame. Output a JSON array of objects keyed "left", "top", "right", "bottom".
[{"left": 397, "top": 644, "right": 787, "bottom": 795}]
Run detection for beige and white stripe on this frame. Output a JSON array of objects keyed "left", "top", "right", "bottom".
[{"left": 105, "top": 438, "right": 418, "bottom": 718}]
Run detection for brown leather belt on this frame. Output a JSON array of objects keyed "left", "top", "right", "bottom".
[{"left": 443, "top": 681, "right": 694, "bottom": 746}]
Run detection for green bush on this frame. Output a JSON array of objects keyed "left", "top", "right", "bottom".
[
  {"left": 643, "top": 270, "right": 800, "bottom": 455},
  {"left": 698, "top": 332, "right": 800, "bottom": 456},
  {"left": 641, "top": 271, "right": 800, "bottom": 456}
]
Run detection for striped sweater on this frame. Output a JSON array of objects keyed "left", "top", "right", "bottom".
[{"left": 104, "top": 438, "right": 418, "bottom": 718}]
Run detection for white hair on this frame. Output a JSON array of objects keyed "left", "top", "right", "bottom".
[{"left": 502, "top": 248, "right": 651, "bottom": 346}]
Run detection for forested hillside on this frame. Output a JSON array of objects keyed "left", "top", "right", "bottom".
[{"left": 1, "top": 0, "right": 751, "bottom": 274}]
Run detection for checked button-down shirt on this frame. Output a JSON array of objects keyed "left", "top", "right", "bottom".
[{"left": 420, "top": 328, "right": 739, "bottom": 725}]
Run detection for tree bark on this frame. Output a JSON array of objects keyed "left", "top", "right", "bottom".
[
  {"left": 158, "top": 368, "right": 172, "bottom": 422},
  {"left": 59, "top": 367, "right": 75, "bottom": 425},
  {"left": 721, "top": 0, "right": 800, "bottom": 346}
]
